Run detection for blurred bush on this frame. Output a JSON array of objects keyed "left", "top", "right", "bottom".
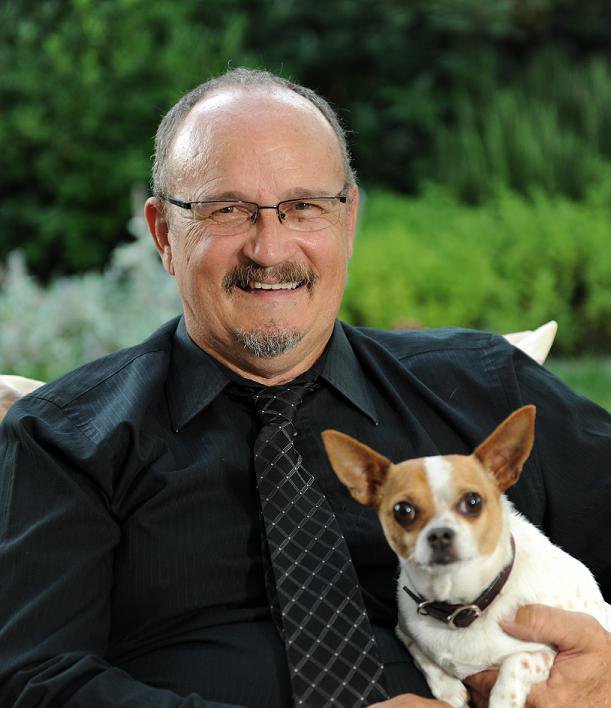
[
  {"left": 0, "top": 0, "right": 249, "bottom": 277},
  {"left": 432, "top": 51, "right": 611, "bottom": 202},
  {"left": 342, "top": 182, "right": 611, "bottom": 355},
  {"left": 0, "top": 225, "right": 180, "bottom": 380},
  {"left": 3, "top": 0, "right": 611, "bottom": 279}
]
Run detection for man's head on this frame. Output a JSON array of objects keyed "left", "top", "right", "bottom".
[{"left": 145, "top": 68, "right": 359, "bottom": 383}]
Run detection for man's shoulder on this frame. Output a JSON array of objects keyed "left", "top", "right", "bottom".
[
  {"left": 26, "top": 317, "right": 180, "bottom": 411},
  {"left": 343, "top": 322, "right": 506, "bottom": 361}
]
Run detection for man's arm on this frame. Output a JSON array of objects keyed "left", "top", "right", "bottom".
[{"left": 0, "top": 397, "right": 240, "bottom": 708}]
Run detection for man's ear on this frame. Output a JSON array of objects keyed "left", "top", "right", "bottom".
[
  {"left": 474, "top": 405, "right": 536, "bottom": 492},
  {"left": 144, "top": 197, "right": 175, "bottom": 276},
  {"left": 344, "top": 185, "right": 359, "bottom": 259},
  {"left": 321, "top": 430, "right": 390, "bottom": 508}
]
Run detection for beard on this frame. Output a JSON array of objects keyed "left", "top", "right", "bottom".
[
  {"left": 224, "top": 261, "right": 316, "bottom": 358},
  {"left": 232, "top": 326, "right": 303, "bottom": 358}
]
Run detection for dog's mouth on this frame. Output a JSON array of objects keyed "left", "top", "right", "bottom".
[{"left": 430, "top": 550, "right": 458, "bottom": 566}]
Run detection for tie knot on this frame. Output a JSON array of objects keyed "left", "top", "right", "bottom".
[{"left": 240, "top": 381, "right": 317, "bottom": 423}]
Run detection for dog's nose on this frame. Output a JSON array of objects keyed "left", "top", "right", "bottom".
[{"left": 427, "top": 527, "right": 455, "bottom": 550}]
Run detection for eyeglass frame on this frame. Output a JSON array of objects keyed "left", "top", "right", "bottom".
[{"left": 160, "top": 191, "right": 350, "bottom": 231}]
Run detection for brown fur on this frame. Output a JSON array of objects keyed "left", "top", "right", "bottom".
[
  {"left": 377, "top": 461, "right": 434, "bottom": 559},
  {"left": 445, "top": 455, "right": 504, "bottom": 556}
]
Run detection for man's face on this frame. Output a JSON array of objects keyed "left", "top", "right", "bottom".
[{"left": 146, "top": 88, "right": 358, "bottom": 380}]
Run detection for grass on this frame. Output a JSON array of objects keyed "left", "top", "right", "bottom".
[{"left": 547, "top": 357, "right": 611, "bottom": 411}]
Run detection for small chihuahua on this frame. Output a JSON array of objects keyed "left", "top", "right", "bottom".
[{"left": 323, "top": 406, "right": 610, "bottom": 708}]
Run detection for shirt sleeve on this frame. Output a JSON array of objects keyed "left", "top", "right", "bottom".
[
  {"left": 0, "top": 396, "right": 242, "bottom": 708},
  {"left": 503, "top": 343, "right": 611, "bottom": 602}
]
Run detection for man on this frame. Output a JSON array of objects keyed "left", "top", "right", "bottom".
[{"left": 0, "top": 68, "right": 609, "bottom": 707}]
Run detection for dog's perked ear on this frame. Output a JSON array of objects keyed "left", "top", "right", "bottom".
[
  {"left": 473, "top": 405, "right": 536, "bottom": 492},
  {"left": 321, "top": 430, "right": 391, "bottom": 508}
]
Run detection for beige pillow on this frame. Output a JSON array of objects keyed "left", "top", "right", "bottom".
[
  {"left": 0, "top": 375, "right": 44, "bottom": 422},
  {"left": 503, "top": 321, "right": 558, "bottom": 366}
]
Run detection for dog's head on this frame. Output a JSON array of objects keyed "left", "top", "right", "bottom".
[{"left": 322, "top": 406, "right": 535, "bottom": 568}]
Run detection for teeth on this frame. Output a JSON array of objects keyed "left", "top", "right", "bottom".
[{"left": 250, "top": 281, "right": 301, "bottom": 290}]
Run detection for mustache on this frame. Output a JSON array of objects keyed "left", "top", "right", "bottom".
[{"left": 223, "top": 262, "right": 318, "bottom": 293}]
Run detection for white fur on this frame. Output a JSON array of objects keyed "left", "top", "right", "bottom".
[{"left": 396, "top": 463, "right": 610, "bottom": 708}]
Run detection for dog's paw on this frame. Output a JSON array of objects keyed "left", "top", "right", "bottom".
[{"left": 427, "top": 670, "right": 469, "bottom": 708}]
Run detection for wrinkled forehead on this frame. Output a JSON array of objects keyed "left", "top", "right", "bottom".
[{"left": 167, "top": 87, "right": 344, "bottom": 195}]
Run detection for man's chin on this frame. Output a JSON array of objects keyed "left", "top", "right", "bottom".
[{"left": 232, "top": 327, "right": 303, "bottom": 359}]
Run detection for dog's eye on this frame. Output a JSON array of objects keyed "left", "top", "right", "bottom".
[
  {"left": 393, "top": 501, "right": 418, "bottom": 525},
  {"left": 458, "top": 492, "right": 483, "bottom": 517}
]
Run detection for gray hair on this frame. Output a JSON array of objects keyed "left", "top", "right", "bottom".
[{"left": 151, "top": 67, "right": 356, "bottom": 196}]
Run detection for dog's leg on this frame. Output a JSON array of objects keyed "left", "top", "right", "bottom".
[
  {"left": 396, "top": 626, "right": 469, "bottom": 708},
  {"left": 489, "top": 650, "right": 554, "bottom": 708}
]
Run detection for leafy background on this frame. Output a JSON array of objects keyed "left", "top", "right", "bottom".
[{"left": 1, "top": 0, "right": 610, "bottom": 407}]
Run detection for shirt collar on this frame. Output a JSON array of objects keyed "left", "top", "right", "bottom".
[{"left": 167, "top": 318, "right": 378, "bottom": 432}]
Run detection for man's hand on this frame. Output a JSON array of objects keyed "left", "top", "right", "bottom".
[
  {"left": 369, "top": 697, "right": 450, "bottom": 707},
  {"left": 466, "top": 604, "right": 611, "bottom": 707}
]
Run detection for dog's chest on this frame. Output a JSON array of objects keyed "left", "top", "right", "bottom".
[{"left": 397, "top": 515, "right": 610, "bottom": 679}]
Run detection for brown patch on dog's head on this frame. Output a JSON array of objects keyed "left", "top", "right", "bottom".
[
  {"left": 444, "top": 455, "right": 504, "bottom": 556},
  {"left": 321, "top": 429, "right": 435, "bottom": 560},
  {"left": 376, "top": 459, "right": 435, "bottom": 559}
]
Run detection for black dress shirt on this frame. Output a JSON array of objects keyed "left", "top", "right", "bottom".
[{"left": 0, "top": 317, "right": 609, "bottom": 708}]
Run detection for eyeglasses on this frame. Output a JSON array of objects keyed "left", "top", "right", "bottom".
[{"left": 162, "top": 192, "right": 349, "bottom": 234}]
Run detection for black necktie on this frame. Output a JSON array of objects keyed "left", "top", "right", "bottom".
[{"left": 243, "top": 381, "right": 388, "bottom": 707}]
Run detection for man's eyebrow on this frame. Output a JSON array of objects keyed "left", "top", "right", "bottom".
[
  {"left": 193, "top": 191, "right": 248, "bottom": 202},
  {"left": 193, "top": 187, "right": 343, "bottom": 203}
]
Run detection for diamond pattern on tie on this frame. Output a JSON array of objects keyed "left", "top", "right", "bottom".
[{"left": 249, "top": 383, "right": 388, "bottom": 707}]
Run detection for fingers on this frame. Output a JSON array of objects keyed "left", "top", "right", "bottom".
[
  {"left": 464, "top": 669, "right": 498, "bottom": 708},
  {"left": 501, "top": 604, "right": 607, "bottom": 652}
]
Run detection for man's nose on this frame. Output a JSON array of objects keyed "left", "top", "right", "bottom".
[{"left": 243, "top": 208, "right": 297, "bottom": 266}]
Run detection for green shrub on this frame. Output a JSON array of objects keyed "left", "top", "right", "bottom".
[
  {"left": 432, "top": 52, "right": 611, "bottom": 202},
  {"left": 342, "top": 185, "right": 611, "bottom": 354}
]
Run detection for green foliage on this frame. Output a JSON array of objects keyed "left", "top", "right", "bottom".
[
  {"left": 3, "top": 0, "right": 611, "bottom": 279},
  {"left": 433, "top": 52, "right": 611, "bottom": 201},
  {"left": 0, "top": 0, "right": 249, "bottom": 277},
  {"left": 342, "top": 185, "right": 611, "bottom": 354},
  {"left": 547, "top": 357, "right": 611, "bottom": 411}
]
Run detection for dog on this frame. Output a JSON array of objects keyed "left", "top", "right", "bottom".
[{"left": 322, "top": 406, "right": 610, "bottom": 707}]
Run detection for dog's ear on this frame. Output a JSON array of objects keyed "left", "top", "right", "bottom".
[
  {"left": 474, "top": 405, "right": 536, "bottom": 491},
  {"left": 321, "top": 430, "right": 391, "bottom": 508}
]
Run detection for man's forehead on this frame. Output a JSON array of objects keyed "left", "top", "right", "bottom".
[
  {"left": 167, "top": 87, "right": 344, "bottom": 197},
  {"left": 171, "top": 88, "right": 340, "bottom": 163}
]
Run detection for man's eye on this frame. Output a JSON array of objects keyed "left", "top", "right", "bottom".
[
  {"left": 290, "top": 201, "right": 325, "bottom": 213},
  {"left": 457, "top": 492, "right": 483, "bottom": 517}
]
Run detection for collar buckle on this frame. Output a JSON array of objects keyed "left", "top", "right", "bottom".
[
  {"left": 447, "top": 604, "right": 482, "bottom": 629},
  {"left": 416, "top": 600, "right": 433, "bottom": 617}
]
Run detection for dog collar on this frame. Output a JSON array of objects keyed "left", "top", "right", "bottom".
[{"left": 402, "top": 535, "right": 516, "bottom": 629}]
